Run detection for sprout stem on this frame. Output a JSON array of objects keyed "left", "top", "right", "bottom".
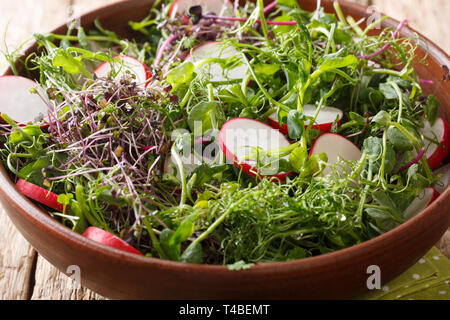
[
  {"left": 154, "top": 34, "right": 178, "bottom": 67},
  {"left": 263, "top": 1, "right": 278, "bottom": 14},
  {"left": 203, "top": 15, "right": 297, "bottom": 25},
  {"left": 358, "top": 19, "right": 408, "bottom": 60}
]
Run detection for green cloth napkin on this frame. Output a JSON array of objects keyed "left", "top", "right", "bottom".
[{"left": 362, "top": 247, "right": 450, "bottom": 300}]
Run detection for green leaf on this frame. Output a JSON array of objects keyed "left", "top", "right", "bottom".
[
  {"left": 287, "top": 247, "right": 307, "bottom": 260},
  {"left": 286, "top": 110, "right": 305, "bottom": 139},
  {"left": 424, "top": 95, "right": 439, "bottom": 126},
  {"left": 387, "top": 76, "right": 412, "bottom": 90},
  {"left": 188, "top": 164, "right": 230, "bottom": 187},
  {"left": 171, "top": 213, "right": 198, "bottom": 245},
  {"left": 390, "top": 189, "right": 416, "bottom": 212},
  {"left": 23, "top": 125, "right": 44, "bottom": 137},
  {"left": 301, "top": 153, "right": 328, "bottom": 177},
  {"left": 188, "top": 101, "right": 225, "bottom": 135},
  {"left": 272, "top": 15, "right": 296, "bottom": 36},
  {"left": 289, "top": 147, "right": 307, "bottom": 173},
  {"left": 334, "top": 29, "right": 353, "bottom": 45},
  {"left": 379, "top": 83, "right": 398, "bottom": 99},
  {"left": 68, "top": 200, "right": 88, "bottom": 234},
  {"left": 10, "top": 125, "right": 43, "bottom": 144},
  {"left": 277, "top": 0, "right": 299, "bottom": 8},
  {"left": 160, "top": 229, "right": 180, "bottom": 261},
  {"left": 68, "top": 47, "right": 110, "bottom": 62},
  {"left": 10, "top": 130, "right": 26, "bottom": 144},
  {"left": 363, "top": 137, "right": 396, "bottom": 174},
  {"left": 373, "top": 191, "right": 399, "bottom": 214},
  {"left": 53, "top": 49, "right": 90, "bottom": 77},
  {"left": 366, "top": 208, "right": 399, "bottom": 232},
  {"left": 372, "top": 110, "right": 391, "bottom": 127},
  {"left": 77, "top": 27, "right": 91, "bottom": 50},
  {"left": 363, "top": 136, "right": 383, "bottom": 172},
  {"left": 254, "top": 63, "right": 280, "bottom": 76},
  {"left": 218, "top": 84, "right": 248, "bottom": 107},
  {"left": 227, "top": 260, "right": 254, "bottom": 271},
  {"left": 97, "top": 188, "right": 127, "bottom": 207},
  {"left": 278, "top": 158, "right": 294, "bottom": 173},
  {"left": 317, "top": 53, "right": 358, "bottom": 73},
  {"left": 384, "top": 144, "right": 396, "bottom": 175},
  {"left": 166, "top": 62, "right": 195, "bottom": 87},
  {"left": 349, "top": 112, "right": 366, "bottom": 126},
  {"left": 181, "top": 243, "right": 203, "bottom": 264},
  {"left": 57, "top": 193, "right": 73, "bottom": 207},
  {"left": 307, "top": 52, "right": 358, "bottom": 86},
  {"left": 327, "top": 234, "right": 346, "bottom": 247},
  {"left": 387, "top": 126, "right": 414, "bottom": 151},
  {"left": 18, "top": 156, "right": 50, "bottom": 178},
  {"left": 407, "top": 163, "right": 419, "bottom": 180}
]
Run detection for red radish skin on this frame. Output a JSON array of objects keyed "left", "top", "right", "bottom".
[
  {"left": 94, "top": 55, "right": 151, "bottom": 87},
  {"left": 16, "top": 179, "right": 64, "bottom": 212},
  {"left": 267, "top": 105, "right": 344, "bottom": 134},
  {"left": 0, "top": 75, "right": 49, "bottom": 125},
  {"left": 403, "top": 187, "right": 440, "bottom": 220},
  {"left": 218, "top": 118, "right": 293, "bottom": 181},
  {"left": 83, "top": 227, "right": 143, "bottom": 256},
  {"left": 309, "top": 133, "right": 362, "bottom": 175},
  {"left": 434, "top": 163, "right": 450, "bottom": 194},
  {"left": 420, "top": 118, "right": 450, "bottom": 169},
  {"left": 169, "top": 0, "right": 232, "bottom": 19}
]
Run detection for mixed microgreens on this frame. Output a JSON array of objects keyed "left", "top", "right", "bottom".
[{"left": 0, "top": 0, "right": 448, "bottom": 267}]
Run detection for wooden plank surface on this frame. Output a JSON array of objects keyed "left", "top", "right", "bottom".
[
  {"left": 0, "top": 206, "right": 36, "bottom": 299},
  {"left": 31, "top": 256, "right": 104, "bottom": 300},
  {"left": 371, "top": 0, "right": 450, "bottom": 52},
  {"left": 0, "top": 0, "right": 449, "bottom": 300}
]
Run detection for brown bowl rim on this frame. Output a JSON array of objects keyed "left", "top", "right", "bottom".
[{"left": 0, "top": 0, "right": 449, "bottom": 275}]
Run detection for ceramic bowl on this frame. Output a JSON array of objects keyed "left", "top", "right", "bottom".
[{"left": 0, "top": 0, "right": 449, "bottom": 299}]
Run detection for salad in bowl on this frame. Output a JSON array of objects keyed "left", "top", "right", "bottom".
[{"left": 0, "top": 0, "right": 449, "bottom": 268}]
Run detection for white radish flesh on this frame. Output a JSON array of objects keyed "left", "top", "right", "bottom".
[
  {"left": 268, "top": 104, "right": 344, "bottom": 134},
  {"left": 94, "top": 56, "right": 151, "bottom": 87},
  {"left": 420, "top": 118, "right": 450, "bottom": 169},
  {"left": 403, "top": 187, "right": 439, "bottom": 220},
  {"left": 434, "top": 164, "right": 450, "bottom": 194},
  {"left": 218, "top": 118, "right": 292, "bottom": 179},
  {"left": 169, "top": 0, "right": 231, "bottom": 18},
  {"left": 310, "top": 133, "right": 362, "bottom": 175},
  {"left": 0, "top": 76, "right": 49, "bottom": 124},
  {"left": 185, "top": 42, "right": 247, "bottom": 85}
]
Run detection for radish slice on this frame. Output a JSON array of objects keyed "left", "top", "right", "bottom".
[
  {"left": 169, "top": 0, "right": 232, "bottom": 19},
  {"left": 82, "top": 227, "right": 143, "bottom": 256},
  {"left": 310, "top": 133, "right": 362, "bottom": 175},
  {"left": 185, "top": 42, "right": 248, "bottom": 86},
  {"left": 403, "top": 187, "right": 440, "bottom": 220},
  {"left": 267, "top": 105, "right": 344, "bottom": 134},
  {"left": 420, "top": 118, "right": 450, "bottom": 169},
  {"left": 16, "top": 179, "right": 64, "bottom": 212},
  {"left": 218, "top": 118, "right": 292, "bottom": 180},
  {"left": 94, "top": 55, "right": 151, "bottom": 87},
  {"left": 434, "top": 163, "right": 450, "bottom": 194},
  {"left": 0, "top": 76, "right": 49, "bottom": 125}
]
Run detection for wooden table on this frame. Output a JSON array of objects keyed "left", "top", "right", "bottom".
[{"left": 0, "top": 0, "right": 449, "bottom": 300}]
